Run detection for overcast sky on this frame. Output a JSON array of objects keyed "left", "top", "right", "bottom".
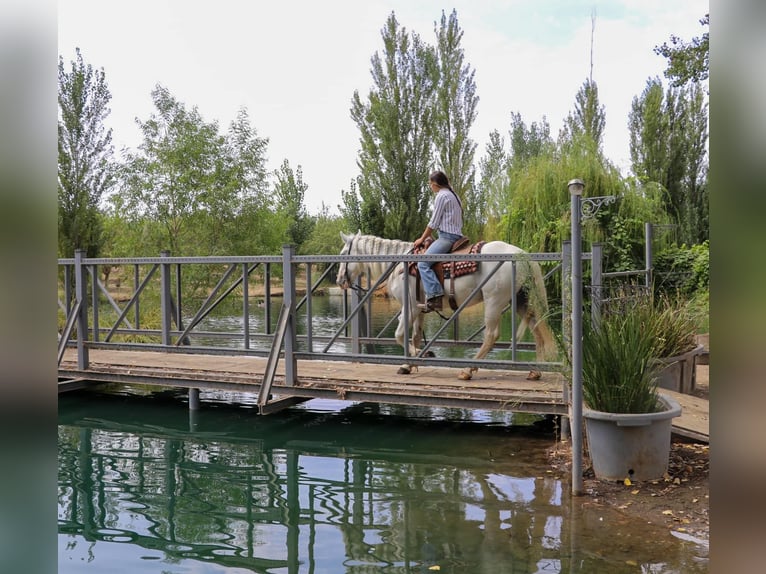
[{"left": 58, "top": 0, "right": 708, "bottom": 213}]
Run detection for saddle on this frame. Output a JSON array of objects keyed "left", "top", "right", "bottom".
[{"left": 408, "top": 237, "right": 486, "bottom": 311}]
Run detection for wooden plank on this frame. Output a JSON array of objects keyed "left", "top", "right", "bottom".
[
  {"left": 662, "top": 389, "right": 709, "bottom": 443},
  {"left": 58, "top": 348, "right": 709, "bottom": 442}
]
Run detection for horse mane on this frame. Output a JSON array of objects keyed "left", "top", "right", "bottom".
[
  {"left": 352, "top": 234, "right": 413, "bottom": 255},
  {"left": 349, "top": 234, "right": 414, "bottom": 284}
]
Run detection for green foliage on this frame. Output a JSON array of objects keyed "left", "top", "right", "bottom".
[
  {"left": 628, "top": 78, "right": 708, "bottom": 245},
  {"left": 433, "top": 9, "right": 479, "bottom": 236},
  {"left": 350, "top": 12, "right": 436, "bottom": 240},
  {"left": 654, "top": 13, "right": 709, "bottom": 87},
  {"left": 58, "top": 48, "right": 116, "bottom": 257},
  {"left": 116, "top": 87, "right": 271, "bottom": 256},
  {"left": 274, "top": 160, "right": 315, "bottom": 248},
  {"left": 559, "top": 79, "right": 606, "bottom": 152},
  {"left": 653, "top": 241, "right": 709, "bottom": 296},
  {"left": 581, "top": 293, "right": 695, "bottom": 414}
]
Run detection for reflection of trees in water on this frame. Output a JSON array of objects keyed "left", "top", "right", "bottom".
[
  {"left": 58, "top": 413, "right": 703, "bottom": 573},
  {"left": 57, "top": 421, "right": 568, "bottom": 572}
]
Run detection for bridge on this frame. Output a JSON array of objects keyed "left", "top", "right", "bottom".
[
  {"left": 57, "top": 235, "right": 707, "bottom": 442},
  {"left": 57, "top": 244, "right": 573, "bottom": 414}
]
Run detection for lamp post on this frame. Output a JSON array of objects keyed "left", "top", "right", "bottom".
[{"left": 568, "top": 179, "right": 585, "bottom": 496}]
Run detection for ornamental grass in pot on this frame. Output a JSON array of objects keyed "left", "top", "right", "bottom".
[{"left": 580, "top": 292, "right": 684, "bottom": 481}]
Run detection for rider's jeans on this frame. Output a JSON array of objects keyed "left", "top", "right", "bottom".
[{"left": 417, "top": 231, "right": 462, "bottom": 300}]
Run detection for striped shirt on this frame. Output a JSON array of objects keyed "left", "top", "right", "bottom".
[{"left": 428, "top": 188, "right": 463, "bottom": 235}]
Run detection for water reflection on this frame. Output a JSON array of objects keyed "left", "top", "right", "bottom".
[{"left": 58, "top": 392, "right": 707, "bottom": 573}]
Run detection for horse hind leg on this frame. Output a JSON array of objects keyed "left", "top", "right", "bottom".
[
  {"left": 516, "top": 292, "right": 543, "bottom": 381},
  {"left": 458, "top": 307, "right": 501, "bottom": 381}
]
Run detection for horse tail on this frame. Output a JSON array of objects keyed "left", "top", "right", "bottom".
[{"left": 528, "top": 260, "right": 558, "bottom": 362}]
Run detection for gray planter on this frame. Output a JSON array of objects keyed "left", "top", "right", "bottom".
[
  {"left": 653, "top": 344, "right": 704, "bottom": 394},
  {"left": 583, "top": 394, "right": 682, "bottom": 481}
]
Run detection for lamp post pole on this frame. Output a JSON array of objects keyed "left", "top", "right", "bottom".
[{"left": 568, "top": 179, "right": 585, "bottom": 496}]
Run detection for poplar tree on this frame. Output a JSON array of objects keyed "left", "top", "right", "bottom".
[
  {"left": 274, "top": 159, "right": 314, "bottom": 249},
  {"left": 478, "top": 130, "right": 510, "bottom": 240},
  {"left": 58, "top": 48, "right": 115, "bottom": 257},
  {"left": 432, "top": 9, "right": 479, "bottom": 237},
  {"left": 350, "top": 12, "right": 437, "bottom": 240},
  {"left": 560, "top": 79, "right": 606, "bottom": 152},
  {"left": 629, "top": 78, "right": 708, "bottom": 243}
]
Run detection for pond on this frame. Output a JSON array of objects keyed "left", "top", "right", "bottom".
[{"left": 58, "top": 384, "right": 708, "bottom": 573}]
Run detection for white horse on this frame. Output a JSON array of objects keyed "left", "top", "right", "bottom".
[{"left": 336, "top": 231, "right": 558, "bottom": 380}]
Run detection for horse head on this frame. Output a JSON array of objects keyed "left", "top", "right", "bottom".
[{"left": 336, "top": 230, "right": 363, "bottom": 290}]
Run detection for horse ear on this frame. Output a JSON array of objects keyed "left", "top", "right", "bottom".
[
  {"left": 340, "top": 231, "right": 349, "bottom": 242},
  {"left": 356, "top": 229, "right": 362, "bottom": 237}
]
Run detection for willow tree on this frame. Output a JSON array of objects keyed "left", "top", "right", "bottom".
[
  {"left": 350, "top": 12, "right": 437, "bottom": 240},
  {"left": 58, "top": 48, "right": 115, "bottom": 257},
  {"left": 432, "top": 9, "right": 480, "bottom": 238}
]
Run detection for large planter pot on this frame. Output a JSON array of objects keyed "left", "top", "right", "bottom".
[
  {"left": 653, "top": 344, "right": 704, "bottom": 394},
  {"left": 583, "top": 394, "right": 682, "bottom": 481}
]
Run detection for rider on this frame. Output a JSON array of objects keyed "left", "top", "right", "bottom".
[{"left": 413, "top": 170, "right": 464, "bottom": 312}]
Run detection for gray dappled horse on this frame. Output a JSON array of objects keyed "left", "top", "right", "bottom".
[{"left": 336, "top": 231, "right": 557, "bottom": 380}]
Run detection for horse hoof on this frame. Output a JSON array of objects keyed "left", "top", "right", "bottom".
[
  {"left": 458, "top": 371, "right": 472, "bottom": 381},
  {"left": 397, "top": 365, "right": 412, "bottom": 375},
  {"left": 423, "top": 350, "right": 435, "bottom": 358},
  {"left": 526, "top": 370, "right": 542, "bottom": 381}
]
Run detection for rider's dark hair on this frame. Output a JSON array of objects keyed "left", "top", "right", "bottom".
[
  {"left": 429, "top": 170, "right": 453, "bottom": 192},
  {"left": 429, "top": 170, "right": 461, "bottom": 208}
]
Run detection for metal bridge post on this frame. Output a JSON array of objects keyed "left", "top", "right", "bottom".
[
  {"left": 160, "top": 251, "right": 172, "bottom": 346},
  {"left": 591, "top": 243, "right": 603, "bottom": 330},
  {"left": 645, "top": 222, "right": 653, "bottom": 289},
  {"left": 560, "top": 240, "right": 572, "bottom": 442},
  {"left": 91, "top": 264, "right": 99, "bottom": 342},
  {"left": 568, "top": 179, "right": 585, "bottom": 497},
  {"left": 282, "top": 244, "right": 297, "bottom": 386},
  {"left": 74, "top": 249, "right": 89, "bottom": 369}
]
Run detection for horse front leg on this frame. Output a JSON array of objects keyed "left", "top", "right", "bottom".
[{"left": 395, "top": 312, "right": 424, "bottom": 375}]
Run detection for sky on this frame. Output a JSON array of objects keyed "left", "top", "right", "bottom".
[{"left": 58, "top": 0, "right": 708, "bottom": 214}]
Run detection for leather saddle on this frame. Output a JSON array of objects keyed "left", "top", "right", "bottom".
[{"left": 408, "top": 237, "right": 486, "bottom": 311}]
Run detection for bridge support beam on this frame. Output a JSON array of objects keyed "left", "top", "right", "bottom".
[{"left": 188, "top": 388, "right": 200, "bottom": 410}]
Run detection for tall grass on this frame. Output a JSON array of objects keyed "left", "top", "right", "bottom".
[
  {"left": 580, "top": 291, "right": 696, "bottom": 414},
  {"left": 582, "top": 298, "right": 662, "bottom": 414}
]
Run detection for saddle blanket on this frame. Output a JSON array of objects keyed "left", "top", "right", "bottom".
[{"left": 409, "top": 241, "right": 486, "bottom": 279}]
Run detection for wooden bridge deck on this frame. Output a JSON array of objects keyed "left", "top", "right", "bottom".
[{"left": 58, "top": 348, "right": 708, "bottom": 442}]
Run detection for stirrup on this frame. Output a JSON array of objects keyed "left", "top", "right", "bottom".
[{"left": 417, "top": 296, "right": 443, "bottom": 313}]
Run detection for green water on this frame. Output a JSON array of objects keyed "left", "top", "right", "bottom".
[{"left": 58, "top": 388, "right": 707, "bottom": 573}]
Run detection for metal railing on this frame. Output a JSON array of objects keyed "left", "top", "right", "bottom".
[{"left": 58, "top": 245, "right": 578, "bottom": 377}]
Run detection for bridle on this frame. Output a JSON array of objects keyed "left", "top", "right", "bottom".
[{"left": 340, "top": 235, "right": 367, "bottom": 294}]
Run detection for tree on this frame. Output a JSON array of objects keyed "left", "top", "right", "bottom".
[
  {"left": 654, "top": 13, "right": 709, "bottom": 87},
  {"left": 508, "top": 112, "right": 554, "bottom": 168},
  {"left": 119, "top": 85, "right": 224, "bottom": 254},
  {"left": 628, "top": 77, "right": 708, "bottom": 243},
  {"left": 339, "top": 178, "right": 363, "bottom": 233},
  {"left": 477, "top": 130, "right": 510, "bottom": 240},
  {"left": 274, "top": 159, "right": 314, "bottom": 250},
  {"left": 560, "top": 79, "right": 606, "bottom": 152},
  {"left": 118, "top": 87, "right": 272, "bottom": 256},
  {"left": 432, "top": 9, "right": 479, "bottom": 238},
  {"left": 58, "top": 48, "right": 115, "bottom": 257},
  {"left": 349, "top": 12, "right": 437, "bottom": 240}
]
